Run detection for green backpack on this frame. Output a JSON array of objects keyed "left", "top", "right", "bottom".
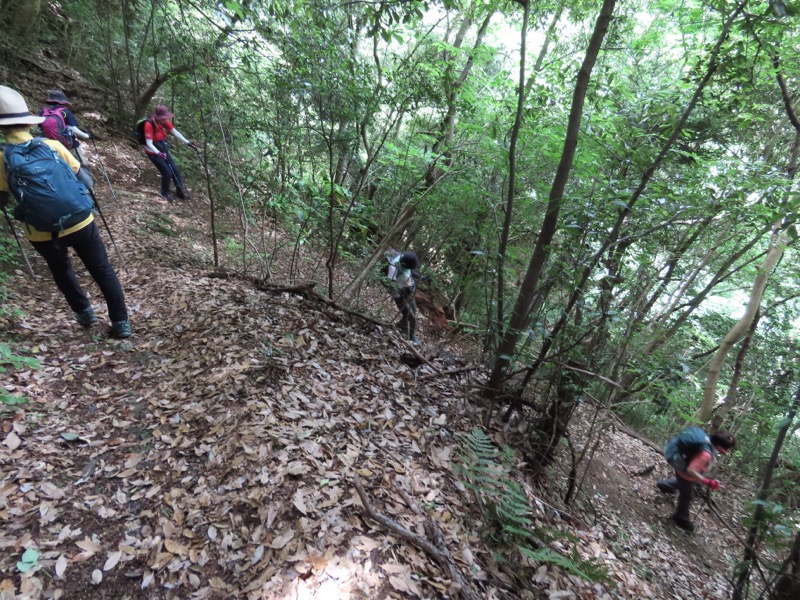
[
  {"left": 131, "top": 118, "right": 154, "bottom": 144},
  {"left": 663, "top": 426, "right": 713, "bottom": 472}
]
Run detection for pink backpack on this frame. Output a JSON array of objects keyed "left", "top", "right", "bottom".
[{"left": 40, "top": 106, "right": 75, "bottom": 149}]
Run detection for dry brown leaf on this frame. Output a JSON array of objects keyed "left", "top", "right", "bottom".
[
  {"left": 103, "top": 551, "right": 122, "bottom": 571},
  {"left": 55, "top": 554, "right": 68, "bottom": 578},
  {"left": 3, "top": 432, "right": 20, "bottom": 450},
  {"left": 270, "top": 529, "right": 294, "bottom": 549},
  {"left": 75, "top": 538, "right": 102, "bottom": 554}
]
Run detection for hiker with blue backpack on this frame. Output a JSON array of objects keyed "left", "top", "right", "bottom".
[
  {"left": 657, "top": 426, "right": 736, "bottom": 532},
  {"left": 39, "top": 89, "right": 93, "bottom": 167},
  {"left": 134, "top": 104, "right": 198, "bottom": 202},
  {"left": 0, "top": 86, "right": 131, "bottom": 339}
]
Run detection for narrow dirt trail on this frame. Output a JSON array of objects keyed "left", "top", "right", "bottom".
[{"left": 1, "top": 139, "right": 747, "bottom": 600}]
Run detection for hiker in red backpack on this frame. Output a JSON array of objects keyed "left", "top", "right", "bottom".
[
  {"left": 0, "top": 86, "right": 131, "bottom": 339},
  {"left": 39, "top": 89, "right": 93, "bottom": 166},
  {"left": 657, "top": 428, "right": 735, "bottom": 532},
  {"left": 141, "top": 104, "right": 197, "bottom": 202}
]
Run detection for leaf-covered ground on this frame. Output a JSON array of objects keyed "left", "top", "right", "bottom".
[{"left": 1, "top": 135, "right": 748, "bottom": 599}]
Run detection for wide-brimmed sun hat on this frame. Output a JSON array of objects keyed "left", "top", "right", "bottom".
[
  {"left": 0, "top": 85, "right": 45, "bottom": 126},
  {"left": 152, "top": 104, "right": 174, "bottom": 120},
  {"left": 45, "top": 89, "right": 72, "bottom": 105}
]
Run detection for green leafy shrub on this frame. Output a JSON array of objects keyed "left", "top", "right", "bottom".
[
  {"left": 454, "top": 427, "right": 606, "bottom": 582},
  {"left": 0, "top": 342, "right": 41, "bottom": 408}
]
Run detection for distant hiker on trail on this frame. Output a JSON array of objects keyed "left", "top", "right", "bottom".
[
  {"left": 136, "top": 104, "right": 197, "bottom": 202},
  {"left": 385, "top": 250, "right": 420, "bottom": 345},
  {"left": 39, "top": 89, "right": 93, "bottom": 167},
  {"left": 657, "top": 426, "right": 736, "bottom": 533},
  {"left": 0, "top": 86, "right": 131, "bottom": 340}
]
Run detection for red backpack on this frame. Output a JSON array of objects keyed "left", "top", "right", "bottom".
[{"left": 40, "top": 106, "right": 76, "bottom": 149}]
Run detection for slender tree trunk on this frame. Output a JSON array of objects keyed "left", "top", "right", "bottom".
[
  {"left": 733, "top": 386, "right": 800, "bottom": 599},
  {"left": 134, "top": 65, "right": 193, "bottom": 118},
  {"left": 339, "top": 10, "right": 493, "bottom": 303},
  {"left": 772, "top": 529, "right": 800, "bottom": 600},
  {"left": 7, "top": 0, "right": 40, "bottom": 33},
  {"left": 494, "top": 1, "right": 747, "bottom": 393},
  {"left": 698, "top": 229, "right": 788, "bottom": 422},
  {"left": 496, "top": 0, "right": 530, "bottom": 336},
  {"left": 716, "top": 308, "right": 760, "bottom": 418},
  {"left": 488, "top": 0, "right": 616, "bottom": 389}
]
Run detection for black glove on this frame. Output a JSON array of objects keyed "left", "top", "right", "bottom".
[
  {"left": 187, "top": 141, "right": 199, "bottom": 150},
  {"left": 85, "top": 130, "right": 94, "bottom": 140}
]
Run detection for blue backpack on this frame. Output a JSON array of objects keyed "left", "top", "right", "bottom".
[
  {"left": 3, "top": 138, "right": 93, "bottom": 233},
  {"left": 664, "top": 426, "right": 713, "bottom": 472}
]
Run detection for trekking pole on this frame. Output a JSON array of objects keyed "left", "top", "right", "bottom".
[
  {"left": 88, "top": 190, "right": 129, "bottom": 276},
  {"left": 89, "top": 138, "right": 121, "bottom": 205},
  {"left": 1, "top": 210, "right": 35, "bottom": 279},
  {"left": 164, "top": 155, "right": 198, "bottom": 217}
]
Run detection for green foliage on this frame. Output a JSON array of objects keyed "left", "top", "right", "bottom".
[
  {"left": 455, "top": 427, "right": 606, "bottom": 582},
  {"left": 0, "top": 342, "right": 40, "bottom": 408}
]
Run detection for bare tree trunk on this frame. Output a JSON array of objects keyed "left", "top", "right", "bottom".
[
  {"left": 716, "top": 309, "right": 760, "bottom": 418},
  {"left": 733, "top": 386, "right": 800, "bottom": 599},
  {"left": 133, "top": 65, "right": 193, "bottom": 117},
  {"left": 704, "top": 34, "right": 800, "bottom": 423},
  {"left": 772, "top": 529, "right": 800, "bottom": 600},
  {"left": 495, "top": 0, "right": 530, "bottom": 334},
  {"left": 7, "top": 0, "right": 41, "bottom": 33},
  {"left": 698, "top": 228, "right": 788, "bottom": 422},
  {"left": 488, "top": 0, "right": 616, "bottom": 390},
  {"left": 339, "top": 10, "right": 493, "bottom": 303},
  {"left": 498, "top": 0, "right": 748, "bottom": 393}
]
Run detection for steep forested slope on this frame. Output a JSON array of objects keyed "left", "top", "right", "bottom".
[{"left": 0, "top": 111, "right": 756, "bottom": 600}]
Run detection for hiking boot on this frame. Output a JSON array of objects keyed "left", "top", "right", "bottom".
[
  {"left": 656, "top": 481, "right": 678, "bottom": 494},
  {"left": 672, "top": 515, "right": 694, "bottom": 533},
  {"left": 109, "top": 320, "right": 132, "bottom": 339},
  {"left": 158, "top": 192, "right": 173, "bottom": 202},
  {"left": 73, "top": 307, "right": 98, "bottom": 328},
  {"left": 409, "top": 335, "right": 421, "bottom": 346}
]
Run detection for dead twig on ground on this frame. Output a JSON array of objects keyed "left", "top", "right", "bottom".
[
  {"left": 353, "top": 475, "right": 480, "bottom": 600},
  {"left": 419, "top": 365, "right": 477, "bottom": 381}
]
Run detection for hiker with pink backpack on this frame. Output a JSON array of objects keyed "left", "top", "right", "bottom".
[{"left": 39, "top": 90, "right": 93, "bottom": 167}]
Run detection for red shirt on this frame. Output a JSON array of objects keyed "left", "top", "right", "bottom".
[
  {"left": 144, "top": 119, "right": 174, "bottom": 145},
  {"left": 677, "top": 450, "right": 713, "bottom": 480}
]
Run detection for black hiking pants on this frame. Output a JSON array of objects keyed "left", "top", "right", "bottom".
[
  {"left": 392, "top": 284, "right": 417, "bottom": 340},
  {"left": 674, "top": 475, "right": 696, "bottom": 522},
  {"left": 31, "top": 221, "right": 128, "bottom": 323},
  {"left": 147, "top": 141, "right": 186, "bottom": 198}
]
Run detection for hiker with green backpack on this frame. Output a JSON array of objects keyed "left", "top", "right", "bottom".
[
  {"left": 0, "top": 86, "right": 131, "bottom": 339},
  {"left": 134, "top": 104, "right": 198, "bottom": 202},
  {"left": 657, "top": 426, "right": 736, "bottom": 532}
]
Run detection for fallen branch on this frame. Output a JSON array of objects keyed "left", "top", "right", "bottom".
[
  {"left": 205, "top": 270, "right": 387, "bottom": 326},
  {"left": 353, "top": 475, "right": 480, "bottom": 600},
  {"left": 419, "top": 365, "right": 477, "bottom": 381},
  {"left": 307, "top": 288, "right": 386, "bottom": 327},
  {"left": 602, "top": 410, "right": 664, "bottom": 455},
  {"left": 395, "top": 337, "right": 442, "bottom": 377},
  {"left": 392, "top": 480, "right": 447, "bottom": 551}
]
